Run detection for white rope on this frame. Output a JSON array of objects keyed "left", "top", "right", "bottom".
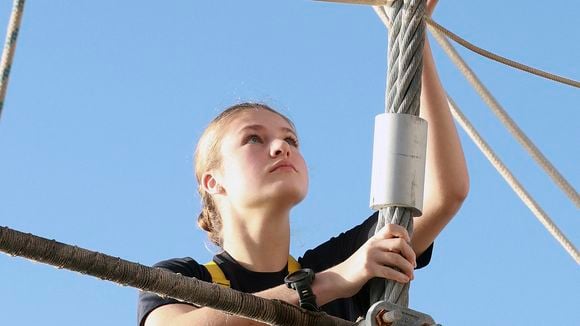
[
  {"left": 373, "top": 6, "right": 392, "bottom": 29},
  {"left": 427, "top": 23, "right": 580, "bottom": 209},
  {"left": 425, "top": 17, "right": 580, "bottom": 89},
  {"left": 446, "top": 96, "right": 580, "bottom": 264},
  {"left": 0, "top": 0, "right": 26, "bottom": 119}
]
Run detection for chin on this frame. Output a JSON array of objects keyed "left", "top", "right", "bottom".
[{"left": 263, "top": 184, "right": 307, "bottom": 207}]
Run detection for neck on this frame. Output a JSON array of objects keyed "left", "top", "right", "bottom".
[{"left": 221, "top": 206, "right": 291, "bottom": 272}]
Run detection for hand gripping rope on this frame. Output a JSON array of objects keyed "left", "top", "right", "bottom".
[
  {"left": 367, "top": 1, "right": 439, "bottom": 325},
  {"left": 322, "top": 0, "right": 438, "bottom": 325}
]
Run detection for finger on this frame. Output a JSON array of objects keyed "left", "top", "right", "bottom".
[
  {"left": 376, "top": 237, "right": 413, "bottom": 260},
  {"left": 374, "top": 251, "right": 415, "bottom": 279},
  {"left": 395, "top": 238, "right": 417, "bottom": 268},
  {"left": 376, "top": 224, "right": 411, "bottom": 243},
  {"left": 376, "top": 264, "right": 411, "bottom": 284},
  {"left": 374, "top": 235, "right": 417, "bottom": 267}
]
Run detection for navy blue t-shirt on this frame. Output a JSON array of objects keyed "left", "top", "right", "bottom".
[{"left": 137, "top": 212, "right": 433, "bottom": 325}]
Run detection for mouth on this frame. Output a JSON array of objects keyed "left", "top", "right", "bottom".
[{"left": 269, "top": 161, "right": 297, "bottom": 173}]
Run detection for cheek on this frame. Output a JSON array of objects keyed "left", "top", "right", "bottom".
[
  {"left": 297, "top": 156, "right": 309, "bottom": 187},
  {"left": 222, "top": 155, "right": 263, "bottom": 190}
]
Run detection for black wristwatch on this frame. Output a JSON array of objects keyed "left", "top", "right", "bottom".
[{"left": 284, "top": 268, "right": 319, "bottom": 311}]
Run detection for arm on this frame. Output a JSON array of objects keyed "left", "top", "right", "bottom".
[
  {"left": 145, "top": 273, "right": 352, "bottom": 326},
  {"left": 144, "top": 285, "right": 297, "bottom": 326},
  {"left": 145, "top": 225, "right": 416, "bottom": 326},
  {"left": 412, "top": 4, "right": 470, "bottom": 255}
]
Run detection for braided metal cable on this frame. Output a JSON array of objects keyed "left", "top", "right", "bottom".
[
  {"left": 384, "top": 0, "right": 402, "bottom": 116},
  {"left": 370, "top": 0, "right": 426, "bottom": 307},
  {"left": 428, "top": 23, "right": 580, "bottom": 209},
  {"left": 0, "top": 0, "right": 26, "bottom": 120},
  {"left": 445, "top": 96, "right": 580, "bottom": 264},
  {"left": 371, "top": 8, "right": 579, "bottom": 89}
]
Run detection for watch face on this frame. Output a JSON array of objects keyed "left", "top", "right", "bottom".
[{"left": 285, "top": 268, "right": 314, "bottom": 284}]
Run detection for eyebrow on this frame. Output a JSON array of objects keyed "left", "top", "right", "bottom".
[{"left": 238, "top": 124, "right": 298, "bottom": 137}]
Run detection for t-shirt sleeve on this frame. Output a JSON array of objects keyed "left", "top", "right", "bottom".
[
  {"left": 137, "top": 257, "right": 211, "bottom": 326},
  {"left": 299, "top": 212, "right": 380, "bottom": 272}
]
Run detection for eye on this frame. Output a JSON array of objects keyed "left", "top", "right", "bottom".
[
  {"left": 244, "top": 134, "right": 263, "bottom": 144},
  {"left": 285, "top": 136, "right": 299, "bottom": 147}
]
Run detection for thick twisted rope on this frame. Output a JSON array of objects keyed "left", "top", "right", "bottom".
[
  {"left": 0, "top": 0, "right": 26, "bottom": 119},
  {"left": 427, "top": 23, "right": 580, "bottom": 209},
  {"left": 372, "top": 7, "right": 580, "bottom": 89},
  {"left": 0, "top": 226, "right": 356, "bottom": 326},
  {"left": 445, "top": 97, "right": 580, "bottom": 264},
  {"left": 370, "top": 0, "right": 426, "bottom": 306}
]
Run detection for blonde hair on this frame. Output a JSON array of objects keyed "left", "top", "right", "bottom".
[{"left": 194, "top": 102, "right": 295, "bottom": 246}]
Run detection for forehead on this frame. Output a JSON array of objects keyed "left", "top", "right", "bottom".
[{"left": 227, "top": 109, "right": 295, "bottom": 133}]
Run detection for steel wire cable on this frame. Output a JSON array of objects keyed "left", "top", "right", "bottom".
[
  {"left": 370, "top": 0, "right": 427, "bottom": 307},
  {"left": 372, "top": 5, "right": 580, "bottom": 88}
]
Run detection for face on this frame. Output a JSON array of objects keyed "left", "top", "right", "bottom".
[{"left": 211, "top": 109, "right": 308, "bottom": 212}]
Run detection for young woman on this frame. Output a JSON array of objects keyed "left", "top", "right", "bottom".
[{"left": 138, "top": 1, "right": 468, "bottom": 325}]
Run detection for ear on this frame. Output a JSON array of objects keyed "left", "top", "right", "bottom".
[{"left": 202, "top": 172, "right": 225, "bottom": 195}]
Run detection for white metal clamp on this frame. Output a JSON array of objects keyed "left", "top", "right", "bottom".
[{"left": 369, "top": 113, "right": 428, "bottom": 216}]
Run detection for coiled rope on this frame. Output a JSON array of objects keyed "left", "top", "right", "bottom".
[
  {"left": 369, "top": 0, "right": 426, "bottom": 307},
  {"left": 427, "top": 23, "right": 580, "bottom": 209},
  {"left": 0, "top": 0, "right": 25, "bottom": 119}
]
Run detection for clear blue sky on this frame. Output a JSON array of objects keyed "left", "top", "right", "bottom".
[{"left": 1, "top": 1, "right": 578, "bottom": 325}]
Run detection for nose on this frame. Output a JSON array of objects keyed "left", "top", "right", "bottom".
[{"left": 270, "top": 139, "right": 291, "bottom": 158}]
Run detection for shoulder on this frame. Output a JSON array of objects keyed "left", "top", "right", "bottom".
[
  {"left": 152, "top": 257, "right": 209, "bottom": 278},
  {"left": 137, "top": 257, "right": 212, "bottom": 326}
]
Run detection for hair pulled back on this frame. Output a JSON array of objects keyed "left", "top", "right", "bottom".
[{"left": 194, "top": 102, "right": 295, "bottom": 246}]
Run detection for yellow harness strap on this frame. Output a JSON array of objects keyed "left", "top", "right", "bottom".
[
  {"left": 287, "top": 256, "right": 301, "bottom": 274},
  {"left": 204, "top": 261, "right": 231, "bottom": 287},
  {"left": 204, "top": 256, "right": 301, "bottom": 288}
]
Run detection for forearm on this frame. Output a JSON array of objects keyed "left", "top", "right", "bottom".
[
  {"left": 165, "top": 306, "right": 269, "bottom": 326},
  {"left": 413, "top": 38, "right": 469, "bottom": 254},
  {"left": 145, "top": 271, "right": 346, "bottom": 326}
]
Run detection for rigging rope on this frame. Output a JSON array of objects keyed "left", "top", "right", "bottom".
[
  {"left": 445, "top": 96, "right": 580, "bottom": 264},
  {"left": 0, "top": 0, "right": 25, "bottom": 119},
  {"left": 425, "top": 17, "right": 580, "bottom": 89},
  {"left": 373, "top": 5, "right": 392, "bottom": 28},
  {"left": 373, "top": 7, "right": 580, "bottom": 89},
  {"left": 370, "top": 0, "right": 426, "bottom": 307},
  {"left": 374, "top": 3, "right": 579, "bottom": 263},
  {"left": 427, "top": 22, "right": 580, "bottom": 209},
  {"left": 0, "top": 226, "right": 356, "bottom": 326}
]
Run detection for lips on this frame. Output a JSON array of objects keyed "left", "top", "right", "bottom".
[{"left": 269, "top": 161, "right": 297, "bottom": 173}]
